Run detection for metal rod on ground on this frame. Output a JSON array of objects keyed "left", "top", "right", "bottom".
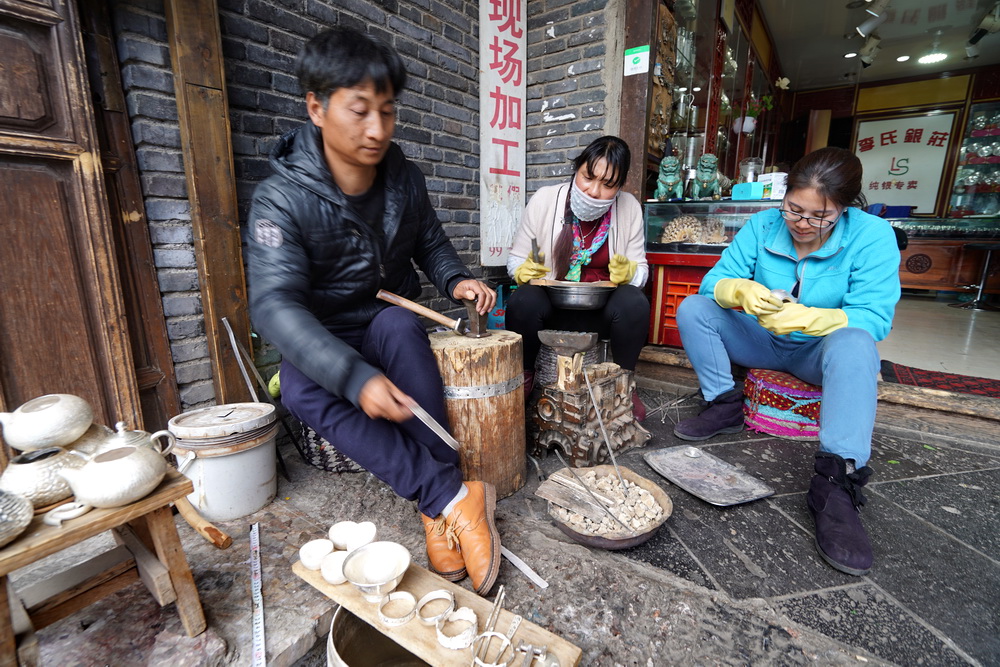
[
  {"left": 221, "top": 317, "right": 302, "bottom": 479},
  {"left": 553, "top": 449, "right": 632, "bottom": 532},
  {"left": 583, "top": 369, "right": 626, "bottom": 488},
  {"left": 473, "top": 585, "right": 506, "bottom": 665}
]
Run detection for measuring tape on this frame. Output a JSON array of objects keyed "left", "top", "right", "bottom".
[{"left": 250, "top": 522, "right": 266, "bottom": 666}]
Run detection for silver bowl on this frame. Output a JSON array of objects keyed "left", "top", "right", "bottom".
[
  {"left": 342, "top": 541, "right": 411, "bottom": 602},
  {"left": 544, "top": 283, "right": 616, "bottom": 310}
]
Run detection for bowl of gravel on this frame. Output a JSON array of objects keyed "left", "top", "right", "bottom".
[{"left": 546, "top": 464, "right": 672, "bottom": 550}]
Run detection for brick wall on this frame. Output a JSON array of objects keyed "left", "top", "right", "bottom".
[
  {"left": 112, "top": 0, "right": 623, "bottom": 410},
  {"left": 525, "top": 0, "right": 624, "bottom": 192}
]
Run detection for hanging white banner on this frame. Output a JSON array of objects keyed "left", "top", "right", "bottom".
[{"left": 479, "top": 0, "right": 527, "bottom": 266}]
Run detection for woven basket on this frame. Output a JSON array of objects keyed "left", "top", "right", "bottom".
[{"left": 299, "top": 424, "right": 364, "bottom": 473}]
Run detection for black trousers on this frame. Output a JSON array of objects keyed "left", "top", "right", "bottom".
[
  {"left": 505, "top": 284, "right": 650, "bottom": 371},
  {"left": 279, "top": 307, "right": 463, "bottom": 518}
]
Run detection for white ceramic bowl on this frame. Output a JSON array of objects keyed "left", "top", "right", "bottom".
[
  {"left": 299, "top": 539, "right": 334, "bottom": 570},
  {"left": 342, "top": 541, "right": 411, "bottom": 602}
]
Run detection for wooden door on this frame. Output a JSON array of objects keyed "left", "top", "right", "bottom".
[
  {"left": 79, "top": 0, "right": 181, "bottom": 431},
  {"left": 0, "top": 0, "right": 141, "bottom": 465}
]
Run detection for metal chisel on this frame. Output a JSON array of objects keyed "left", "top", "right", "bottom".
[{"left": 409, "top": 403, "right": 461, "bottom": 450}]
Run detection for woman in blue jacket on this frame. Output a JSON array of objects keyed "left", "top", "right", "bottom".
[{"left": 674, "top": 147, "right": 901, "bottom": 576}]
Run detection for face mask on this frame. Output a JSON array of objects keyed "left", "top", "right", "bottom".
[{"left": 570, "top": 181, "right": 616, "bottom": 221}]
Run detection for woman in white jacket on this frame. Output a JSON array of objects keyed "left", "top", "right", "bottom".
[{"left": 505, "top": 136, "right": 650, "bottom": 419}]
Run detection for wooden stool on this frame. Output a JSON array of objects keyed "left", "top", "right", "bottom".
[
  {"left": 744, "top": 369, "right": 821, "bottom": 441},
  {"left": 0, "top": 471, "right": 206, "bottom": 666}
]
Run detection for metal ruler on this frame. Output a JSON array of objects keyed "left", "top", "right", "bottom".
[{"left": 250, "top": 522, "right": 266, "bottom": 666}]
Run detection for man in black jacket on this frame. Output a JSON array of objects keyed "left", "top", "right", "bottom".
[{"left": 246, "top": 27, "right": 500, "bottom": 595}]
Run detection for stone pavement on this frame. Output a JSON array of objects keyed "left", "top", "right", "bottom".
[{"left": 12, "top": 358, "right": 1000, "bottom": 666}]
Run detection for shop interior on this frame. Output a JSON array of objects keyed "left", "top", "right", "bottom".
[{"left": 631, "top": 0, "right": 1000, "bottom": 379}]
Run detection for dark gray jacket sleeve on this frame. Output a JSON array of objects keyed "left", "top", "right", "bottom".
[{"left": 246, "top": 184, "right": 378, "bottom": 407}]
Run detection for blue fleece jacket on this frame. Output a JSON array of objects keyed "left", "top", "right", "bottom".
[{"left": 699, "top": 207, "right": 901, "bottom": 342}]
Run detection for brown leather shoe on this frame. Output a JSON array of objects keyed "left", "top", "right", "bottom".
[
  {"left": 443, "top": 481, "right": 500, "bottom": 595},
  {"left": 421, "top": 513, "right": 466, "bottom": 582}
]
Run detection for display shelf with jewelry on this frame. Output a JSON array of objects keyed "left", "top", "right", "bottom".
[{"left": 948, "top": 100, "right": 1000, "bottom": 218}]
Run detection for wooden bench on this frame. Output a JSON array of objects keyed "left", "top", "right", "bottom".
[{"left": 0, "top": 470, "right": 205, "bottom": 666}]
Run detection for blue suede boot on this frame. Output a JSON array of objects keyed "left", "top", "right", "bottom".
[{"left": 808, "top": 452, "right": 874, "bottom": 576}]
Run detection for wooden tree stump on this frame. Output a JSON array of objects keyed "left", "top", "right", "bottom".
[{"left": 429, "top": 331, "right": 525, "bottom": 498}]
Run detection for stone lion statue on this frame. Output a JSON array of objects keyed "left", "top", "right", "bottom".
[
  {"left": 654, "top": 155, "right": 684, "bottom": 201},
  {"left": 690, "top": 153, "right": 721, "bottom": 200}
]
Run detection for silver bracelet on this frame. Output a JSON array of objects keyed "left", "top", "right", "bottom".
[
  {"left": 435, "top": 606, "right": 478, "bottom": 650},
  {"left": 377, "top": 591, "right": 416, "bottom": 627},
  {"left": 471, "top": 631, "right": 514, "bottom": 666},
  {"left": 416, "top": 589, "right": 455, "bottom": 626}
]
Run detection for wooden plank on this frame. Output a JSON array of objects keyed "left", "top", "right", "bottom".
[
  {"left": 114, "top": 525, "right": 176, "bottom": 605},
  {"left": 144, "top": 505, "right": 205, "bottom": 637},
  {"left": 528, "top": 279, "right": 617, "bottom": 288},
  {"left": 0, "top": 471, "right": 192, "bottom": 576},
  {"left": 876, "top": 381, "right": 1000, "bottom": 422},
  {"left": 534, "top": 480, "right": 609, "bottom": 523},
  {"left": 28, "top": 569, "right": 139, "bottom": 631},
  {"left": 18, "top": 544, "right": 133, "bottom": 610},
  {"left": 165, "top": 0, "right": 253, "bottom": 405},
  {"left": 294, "top": 560, "right": 582, "bottom": 666}
]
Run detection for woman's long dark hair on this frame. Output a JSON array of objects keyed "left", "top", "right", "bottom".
[
  {"left": 786, "top": 146, "right": 867, "bottom": 209},
  {"left": 551, "top": 136, "right": 631, "bottom": 278}
]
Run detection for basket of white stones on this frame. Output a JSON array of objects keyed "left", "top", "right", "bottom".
[{"left": 547, "top": 464, "right": 673, "bottom": 550}]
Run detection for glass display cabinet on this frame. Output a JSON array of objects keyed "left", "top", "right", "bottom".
[
  {"left": 646, "top": 199, "right": 779, "bottom": 253},
  {"left": 949, "top": 101, "right": 1000, "bottom": 218},
  {"left": 645, "top": 200, "right": 778, "bottom": 346}
]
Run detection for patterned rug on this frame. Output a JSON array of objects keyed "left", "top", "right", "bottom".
[{"left": 880, "top": 360, "right": 1000, "bottom": 399}]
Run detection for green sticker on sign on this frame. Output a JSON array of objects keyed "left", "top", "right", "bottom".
[{"left": 623, "top": 45, "right": 650, "bottom": 77}]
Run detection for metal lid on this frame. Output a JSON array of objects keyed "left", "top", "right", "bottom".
[{"left": 167, "top": 403, "right": 276, "bottom": 439}]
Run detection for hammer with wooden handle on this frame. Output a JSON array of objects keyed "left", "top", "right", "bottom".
[{"left": 376, "top": 289, "right": 490, "bottom": 337}]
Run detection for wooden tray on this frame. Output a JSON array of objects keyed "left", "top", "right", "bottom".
[{"left": 293, "top": 559, "right": 581, "bottom": 666}]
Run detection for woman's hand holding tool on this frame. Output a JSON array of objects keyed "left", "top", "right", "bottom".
[{"left": 713, "top": 278, "right": 783, "bottom": 315}]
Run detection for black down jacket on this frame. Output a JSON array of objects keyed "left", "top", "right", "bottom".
[{"left": 246, "top": 121, "right": 473, "bottom": 406}]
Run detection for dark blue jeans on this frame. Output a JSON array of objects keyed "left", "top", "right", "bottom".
[
  {"left": 676, "top": 294, "right": 880, "bottom": 466},
  {"left": 505, "top": 283, "right": 650, "bottom": 371},
  {"left": 279, "top": 307, "right": 463, "bottom": 517}
]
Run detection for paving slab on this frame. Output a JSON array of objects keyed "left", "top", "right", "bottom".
[{"left": 7, "top": 373, "right": 998, "bottom": 666}]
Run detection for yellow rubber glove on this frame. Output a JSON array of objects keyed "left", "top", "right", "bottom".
[
  {"left": 513, "top": 251, "right": 550, "bottom": 285},
  {"left": 757, "top": 302, "right": 848, "bottom": 336},
  {"left": 268, "top": 371, "right": 281, "bottom": 398},
  {"left": 713, "top": 278, "right": 783, "bottom": 315},
  {"left": 608, "top": 254, "right": 637, "bottom": 285}
]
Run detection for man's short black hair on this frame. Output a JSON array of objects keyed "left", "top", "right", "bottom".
[{"left": 296, "top": 27, "right": 407, "bottom": 102}]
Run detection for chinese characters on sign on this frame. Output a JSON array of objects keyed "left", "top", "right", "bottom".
[
  {"left": 854, "top": 113, "right": 955, "bottom": 214},
  {"left": 480, "top": 0, "right": 527, "bottom": 266}
]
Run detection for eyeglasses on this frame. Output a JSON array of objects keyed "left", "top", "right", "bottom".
[{"left": 778, "top": 209, "right": 840, "bottom": 229}]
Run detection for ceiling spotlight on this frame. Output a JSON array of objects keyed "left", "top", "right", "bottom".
[
  {"left": 856, "top": 13, "right": 888, "bottom": 37},
  {"left": 845, "top": 51, "right": 859, "bottom": 58},
  {"left": 965, "top": 43, "right": 980, "bottom": 59},
  {"left": 918, "top": 31, "right": 947, "bottom": 64},
  {"left": 968, "top": 3, "right": 1000, "bottom": 45},
  {"left": 866, "top": 0, "right": 891, "bottom": 17},
  {"left": 896, "top": 55, "right": 910, "bottom": 62},
  {"left": 859, "top": 34, "right": 882, "bottom": 68}
]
